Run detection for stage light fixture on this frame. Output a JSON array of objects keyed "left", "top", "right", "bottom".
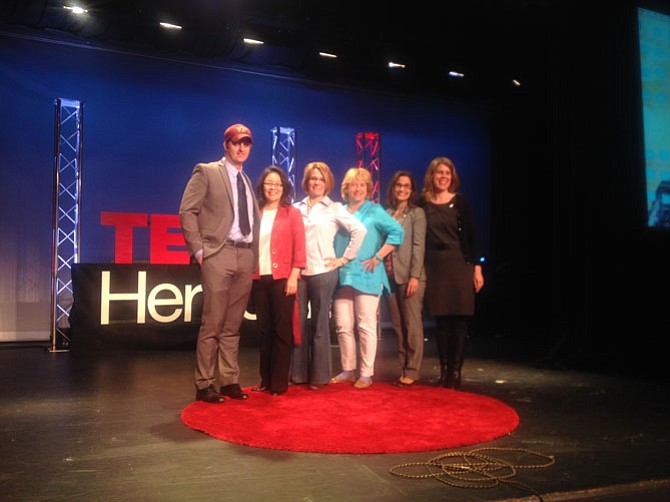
[
  {"left": 448, "top": 71, "right": 465, "bottom": 78},
  {"left": 319, "top": 52, "right": 338, "bottom": 59},
  {"left": 243, "top": 38, "right": 264, "bottom": 45},
  {"left": 512, "top": 79, "right": 521, "bottom": 86},
  {"left": 63, "top": 5, "right": 87, "bottom": 15},
  {"left": 388, "top": 61, "right": 406, "bottom": 69},
  {"left": 159, "top": 22, "right": 182, "bottom": 31}
]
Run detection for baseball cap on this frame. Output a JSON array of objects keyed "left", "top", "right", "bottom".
[{"left": 224, "top": 123, "right": 253, "bottom": 143}]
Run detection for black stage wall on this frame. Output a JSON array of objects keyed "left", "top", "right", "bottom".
[{"left": 487, "top": 2, "right": 670, "bottom": 377}]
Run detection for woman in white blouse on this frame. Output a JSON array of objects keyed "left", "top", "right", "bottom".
[{"left": 291, "top": 162, "right": 367, "bottom": 390}]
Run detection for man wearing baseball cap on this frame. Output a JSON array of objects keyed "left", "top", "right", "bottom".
[{"left": 179, "top": 123, "right": 259, "bottom": 403}]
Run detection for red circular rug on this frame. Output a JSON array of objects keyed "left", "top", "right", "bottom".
[{"left": 181, "top": 382, "right": 519, "bottom": 454}]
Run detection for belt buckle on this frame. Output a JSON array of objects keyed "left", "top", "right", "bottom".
[{"left": 227, "top": 239, "right": 249, "bottom": 249}]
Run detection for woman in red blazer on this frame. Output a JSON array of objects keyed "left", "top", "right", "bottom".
[{"left": 250, "top": 166, "right": 306, "bottom": 395}]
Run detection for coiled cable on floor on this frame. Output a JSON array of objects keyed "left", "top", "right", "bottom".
[{"left": 389, "top": 447, "right": 555, "bottom": 501}]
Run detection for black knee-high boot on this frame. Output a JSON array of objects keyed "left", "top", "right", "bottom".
[
  {"left": 434, "top": 316, "right": 450, "bottom": 386},
  {"left": 445, "top": 317, "right": 468, "bottom": 389}
]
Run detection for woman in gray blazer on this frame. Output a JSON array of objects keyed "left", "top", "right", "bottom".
[{"left": 384, "top": 171, "right": 427, "bottom": 387}]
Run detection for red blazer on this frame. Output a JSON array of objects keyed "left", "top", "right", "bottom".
[
  {"left": 252, "top": 205, "right": 306, "bottom": 279},
  {"left": 253, "top": 204, "right": 306, "bottom": 344}
]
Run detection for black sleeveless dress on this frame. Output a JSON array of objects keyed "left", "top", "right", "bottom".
[{"left": 423, "top": 196, "right": 475, "bottom": 317}]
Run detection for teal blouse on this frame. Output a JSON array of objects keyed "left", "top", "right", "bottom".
[{"left": 335, "top": 200, "right": 404, "bottom": 295}]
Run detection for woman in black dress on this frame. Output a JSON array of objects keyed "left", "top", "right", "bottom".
[{"left": 420, "top": 157, "right": 484, "bottom": 389}]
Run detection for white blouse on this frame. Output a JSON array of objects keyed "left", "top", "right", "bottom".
[
  {"left": 258, "top": 208, "right": 277, "bottom": 276},
  {"left": 293, "top": 195, "right": 366, "bottom": 276}
]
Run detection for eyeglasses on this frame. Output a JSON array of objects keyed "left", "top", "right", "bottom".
[
  {"left": 394, "top": 183, "right": 412, "bottom": 189},
  {"left": 263, "top": 182, "right": 282, "bottom": 188},
  {"left": 309, "top": 177, "right": 325, "bottom": 183}
]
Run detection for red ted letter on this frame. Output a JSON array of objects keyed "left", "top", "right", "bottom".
[
  {"left": 150, "top": 214, "right": 190, "bottom": 264},
  {"left": 100, "top": 212, "right": 148, "bottom": 263}
]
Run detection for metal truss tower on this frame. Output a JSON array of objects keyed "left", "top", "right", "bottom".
[
  {"left": 271, "top": 126, "right": 296, "bottom": 200},
  {"left": 50, "top": 98, "right": 84, "bottom": 352},
  {"left": 355, "top": 132, "right": 381, "bottom": 202},
  {"left": 355, "top": 131, "right": 383, "bottom": 339}
]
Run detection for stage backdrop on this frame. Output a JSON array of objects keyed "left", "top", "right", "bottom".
[{"left": 0, "top": 30, "right": 491, "bottom": 343}]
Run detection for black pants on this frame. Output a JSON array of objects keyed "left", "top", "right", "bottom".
[{"left": 251, "top": 276, "right": 295, "bottom": 393}]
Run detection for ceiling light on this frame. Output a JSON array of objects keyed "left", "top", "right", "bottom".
[
  {"left": 319, "top": 52, "right": 338, "bottom": 59},
  {"left": 512, "top": 79, "right": 522, "bottom": 87},
  {"left": 243, "top": 38, "right": 264, "bottom": 46},
  {"left": 63, "top": 5, "right": 87, "bottom": 14},
  {"left": 448, "top": 71, "right": 464, "bottom": 78},
  {"left": 388, "top": 61, "right": 406, "bottom": 69},
  {"left": 159, "top": 22, "right": 182, "bottom": 30}
]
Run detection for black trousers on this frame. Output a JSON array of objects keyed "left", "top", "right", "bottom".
[{"left": 251, "top": 276, "right": 295, "bottom": 393}]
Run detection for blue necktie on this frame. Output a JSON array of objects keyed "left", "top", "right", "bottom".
[{"left": 237, "top": 172, "right": 250, "bottom": 236}]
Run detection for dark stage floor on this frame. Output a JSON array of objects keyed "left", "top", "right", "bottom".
[{"left": 1, "top": 330, "right": 669, "bottom": 502}]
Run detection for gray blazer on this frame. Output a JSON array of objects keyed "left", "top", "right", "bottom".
[
  {"left": 179, "top": 157, "right": 260, "bottom": 262},
  {"left": 387, "top": 206, "right": 427, "bottom": 284}
]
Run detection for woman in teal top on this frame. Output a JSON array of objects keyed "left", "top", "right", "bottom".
[{"left": 330, "top": 167, "right": 404, "bottom": 389}]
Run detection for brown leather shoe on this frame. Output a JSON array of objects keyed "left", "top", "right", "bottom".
[
  {"left": 219, "top": 383, "right": 249, "bottom": 400},
  {"left": 195, "top": 385, "right": 225, "bottom": 403}
]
